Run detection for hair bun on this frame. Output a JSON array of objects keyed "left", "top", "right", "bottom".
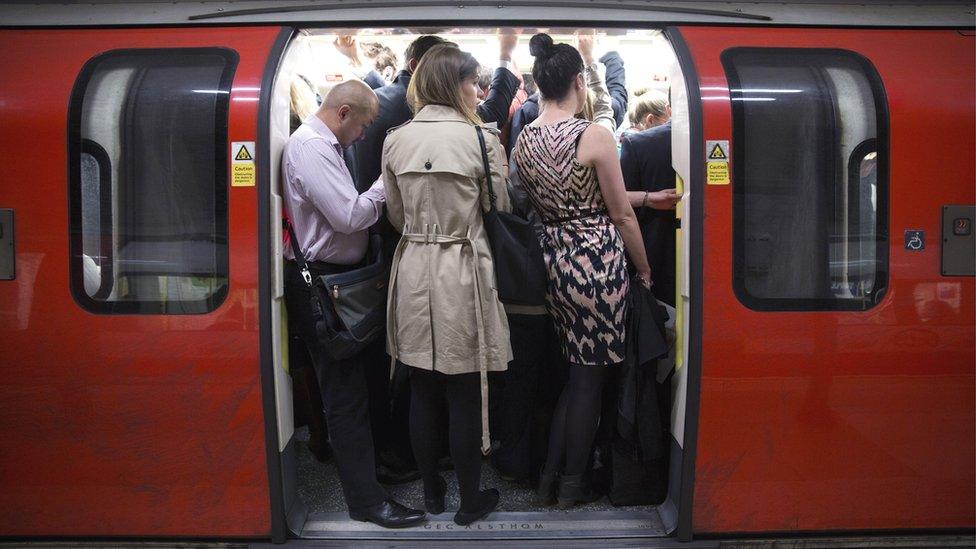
[{"left": 529, "top": 33, "right": 554, "bottom": 59}]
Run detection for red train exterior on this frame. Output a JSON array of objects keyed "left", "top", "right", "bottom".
[
  {"left": 685, "top": 27, "right": 975, "bottom": 533},
  {"left": 0, "top": 4, "right": 972, "bottom": 543},
  {"left": 0, "top": 27, "right": 284, "bottom": 537}
]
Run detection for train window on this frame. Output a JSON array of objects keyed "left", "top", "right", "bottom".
[
  {"left": 723, "top": 48, "right": 889, "bottom": 311},
  {"left": 68, "top": 49, "right": 238, "bottom": 314}
]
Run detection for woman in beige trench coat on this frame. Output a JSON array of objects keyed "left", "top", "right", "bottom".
[{"left": 381, "top": 44, "right": 511, "bottom": 526}]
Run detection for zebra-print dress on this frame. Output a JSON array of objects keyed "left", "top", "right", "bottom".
[{"left": 512, "top": 118, "right": 629, "bottom": 366}]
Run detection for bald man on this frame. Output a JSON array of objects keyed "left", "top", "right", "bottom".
[{"left": 282, "top": 80, "right": 426, "bottom": 528}]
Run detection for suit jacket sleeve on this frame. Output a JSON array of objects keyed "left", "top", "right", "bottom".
[
  {"left": 600, "top": 51, "right": 628, "bottom": 129},
  {"left": 620, "top": 134, "right": 642, "bottom": 192},
  {"left": 477, "top": 67, "right": 520, "bottom": 127},
  {"left": 363, "top": 70, "right": 386, "bottom": 90}
]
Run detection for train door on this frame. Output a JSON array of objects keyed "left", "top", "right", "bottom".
[
  {"left": 264, "top": 27, "right": 698, "bottom": 541},
  {"left": 0, "top": 26, "right": 291, "bottom": 539},
  {"left": 675, "top": 27, "right": 975, "bottom": 535}
]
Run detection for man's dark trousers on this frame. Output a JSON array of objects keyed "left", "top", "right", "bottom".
[{"left": 283, "top": 260, "right": 387, "bottom": 510}]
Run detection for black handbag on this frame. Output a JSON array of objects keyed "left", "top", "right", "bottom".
[
  {"left": 475, "top": 126, "right": 548, "bottom": 307},
  {"left": 285, "top": 219, "right": 389, "bottom": 361}
]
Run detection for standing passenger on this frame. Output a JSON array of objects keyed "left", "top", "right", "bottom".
[
  {"left": 382, "top": 44, "right": 512, "bottom": 526},
  {"left": 350, "top": 33, "right": 521, "bottom": 483},
  {"left": 512, "top": 33, "right": 652, "bottom": 509},
  {"left": 620, "top": 92, "right": 681, "bottom": 306},
  {"left": 490, "top": 32, "right": 615, "bottom": 486},
  {"left": 281, "top": 80, "right": 425, "bottom": 528}
]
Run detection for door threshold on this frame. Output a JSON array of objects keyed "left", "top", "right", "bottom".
[{"left": 300, "top": 509, "right": 667, "bottom": 540}]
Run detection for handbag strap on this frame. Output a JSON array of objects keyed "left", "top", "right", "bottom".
[
  {"left": 283, "top": 217, "right": 313, "bottom": 287},
  {"left": 474, "top": 126, "right": 498, "bottom": 214}
]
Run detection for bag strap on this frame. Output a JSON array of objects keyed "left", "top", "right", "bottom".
[
  {"left": 474, "top": 126, "right": 498, "bottom": 214},
  {"left": 283, "top": 217, "right": 313, "bottom": 287}
]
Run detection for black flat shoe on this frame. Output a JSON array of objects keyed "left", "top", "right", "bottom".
[
  {"left": 454, "top": 489, "right": 499, "bottom": 526},
  {"left": 424, "top": 475, "right": 447, "bottom": 515},
  {"left": 349, "top": 499, "right": 426, "bottom": 529}
]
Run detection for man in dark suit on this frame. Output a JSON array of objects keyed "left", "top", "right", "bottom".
[
  {"left": 620, "top": 120, "right": 680, "bottom": 306},
  {"left": 352, "top": 34, "right": 520, "bottom": 192}
]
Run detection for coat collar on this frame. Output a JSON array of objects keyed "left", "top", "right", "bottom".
[
  {"left": 392, "top": 69, "right": 411, "bottom": 87},
  {"left": 412, "top": 104, "right": 472, "bottom": 123}
]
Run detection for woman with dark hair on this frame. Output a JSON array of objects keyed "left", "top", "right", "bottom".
[
  {"left": 381, "top": 43, "right": 512, "bottom": 526},
  {"left": 512, "top": 33, "right": 652, "bottom": 509}
]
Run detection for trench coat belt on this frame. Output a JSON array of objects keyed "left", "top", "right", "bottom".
[{"left": 389, "top": 224, "right": 494, "bottom": 455}]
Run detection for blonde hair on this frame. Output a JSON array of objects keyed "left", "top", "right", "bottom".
[
  {"left": 407, "top": 44, "right": 482, "bottom": 125},
  {"left": 628, "top": 89, "right": 669, "bottom": 127},
  {"left": 289, "top": 77, "right": 317, "bottom": 122}
]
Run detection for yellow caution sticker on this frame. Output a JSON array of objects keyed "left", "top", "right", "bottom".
[
  {"left": 706, "top": 161, "right": 730, "bottom": 185},
  {"left": 232, "top": 141, "right": 256, "bottom": 187},
  {"left": 705, "top": 140, "right": 730, "bottom": 185}
]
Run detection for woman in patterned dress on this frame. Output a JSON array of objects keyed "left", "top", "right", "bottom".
[{"left": 512, "top": 33, "right": 652, "bottom": 509}]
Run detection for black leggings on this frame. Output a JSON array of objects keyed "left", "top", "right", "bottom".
[
  {"left": 409, "top": 367, "right": 484, "bottom": 511},
  {"left": 543, "top": 363, "right": 608, "bottom": 476}
]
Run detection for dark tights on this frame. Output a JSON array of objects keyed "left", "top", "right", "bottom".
[
  {"left": 543, "top": 364, "right": 607, "bottom": 476},
  {"left": 409, "top": 367, "right": 486, "bottom": 512}
]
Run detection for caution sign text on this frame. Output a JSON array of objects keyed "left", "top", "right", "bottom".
[
  {"left": 231, "top": 141, "right": 256, "bottom": 187},
  {"left": 706, "top": 161, "right": 730, "bottom": 185}
]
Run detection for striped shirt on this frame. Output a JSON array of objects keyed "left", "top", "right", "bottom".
[{"left": 282, "top": 115, "right": 384, "bottom": 264}]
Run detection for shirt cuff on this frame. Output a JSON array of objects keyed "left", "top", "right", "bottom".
[
  {"left": 496, "top": 60, "right": 516, "bottom": 75},
  {"left": 365, "top": 178, "right": 386, "bottom": 201}
]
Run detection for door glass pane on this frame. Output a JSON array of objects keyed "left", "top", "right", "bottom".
[
  {"left": 723, "top": 48, "right": 888, "bottom": 311},
  {"left": 69, "top": 49, "right": 238, "bottom": 314}
]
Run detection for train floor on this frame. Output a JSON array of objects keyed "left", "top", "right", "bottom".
[{"left": 294, "top": 427, "right": 668, "bottom": 540}]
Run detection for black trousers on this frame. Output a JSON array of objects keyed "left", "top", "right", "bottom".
[
  {"left": 360, "top": 337, "right": 415, "bottom": 465},
  {"left": 491, "top": 313, "right": 565, "bottom": 481},
  {"left": 283, "top": 260, "right": 387, "bottom": 510}
]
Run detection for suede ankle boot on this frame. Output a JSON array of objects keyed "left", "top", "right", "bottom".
[
  {"left": 535, "top": 470, "right": 558, "bottom": 506},
  {"left": 556, "top": 473, "right": 602, "bottom": 509}
]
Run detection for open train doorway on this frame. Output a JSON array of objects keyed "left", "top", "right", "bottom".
[{"left": 265, "top": 25, "right": 695, "bottom": 541}]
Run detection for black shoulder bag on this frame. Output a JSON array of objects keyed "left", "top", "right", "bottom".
[
  {"left": 284, "top": 219, "right": 389, "bottom": 360},
  {"left": 475, "top": 126, "right": 548, "bottom": 307}
]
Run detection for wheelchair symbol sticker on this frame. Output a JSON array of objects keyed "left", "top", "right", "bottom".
[{"left": 904, "top": 230, "right": 925, "bottom": 251}]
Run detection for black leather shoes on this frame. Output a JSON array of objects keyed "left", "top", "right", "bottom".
[
  {"left": 349, "top": 499, "right": 426, "bottom": 528},
  {"left": 454, "top": 488, "right": 499, "bottom": 526},
  {"left": 424, "top": 475, "right": 447, "bottom": 515}
]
